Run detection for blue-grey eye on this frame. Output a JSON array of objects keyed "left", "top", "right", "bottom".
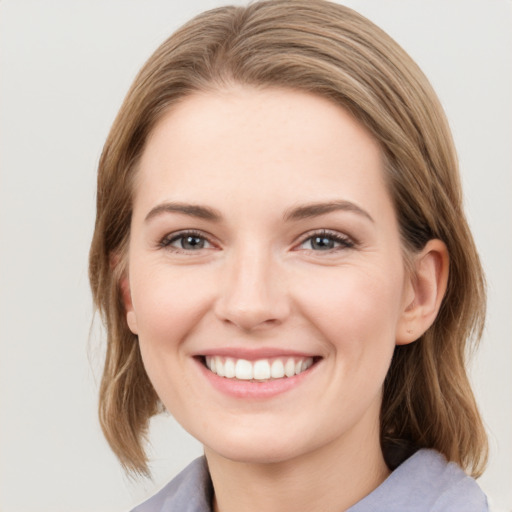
[
  {"left": 162, "top": 232, "right": 212, "bottom": 251},
  {"left": 177, "top": 235, "right": 207, "bottom": 250},
  {"left": 310, "top": 235, "right": 337, "bottom": 250},
  {"left": 300, "top": 232, "right": 353, "bottom": 251}
]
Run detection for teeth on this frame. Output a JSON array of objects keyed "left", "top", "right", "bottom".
[
  {"left": 284, "top": 358, "right": 295, "bottom": 377},
  {"left": 271, "top": 359, "right": 285, "bottom": 379},
  {"left": 253, "top": 360, "right": 271, "bottom": 380},
  {"left": 216, "top": 356, "right": 226, "bottom": 377},
  {"left": 235, "top": 359, "right": 253, "bottom": 380},
  {"left": 205, "top": 356, "right": 314, "bottom": 381},
  {"left": 224, "top": 358, "right": 236, "bottom": 378}
]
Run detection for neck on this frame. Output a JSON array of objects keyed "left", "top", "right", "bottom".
[{"left": 205, "top": 420, "right": 389, "bottom": 512}]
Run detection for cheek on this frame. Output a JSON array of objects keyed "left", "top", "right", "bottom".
[
  {"left": 130, "top": 265, "right": 215, "bottom": 349},
  {"left": 129, "top": 265, "right": 218, "bottom": 411},
  {"left": 294, "top": 263, "right": 405, "bottom": 356},
  {"left": 295, "top": 266, "right": 404, "bottom": 423}
]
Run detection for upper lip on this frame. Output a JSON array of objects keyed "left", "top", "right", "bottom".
[{"left": 196, "top": 347, "right": 320, "bottom": 360}]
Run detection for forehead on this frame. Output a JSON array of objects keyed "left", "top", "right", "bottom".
[{"left": 134, "top": 86, "right": 391, "bottom": 221}]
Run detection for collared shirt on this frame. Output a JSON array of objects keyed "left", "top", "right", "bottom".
[{"left": 131, "top": 449, "right": 488, "bottom": 512}]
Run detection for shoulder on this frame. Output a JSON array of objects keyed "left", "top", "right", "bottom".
[
  {"left": 130, "top": 450, "right": 488, "bottom": 512},
  {"left": 130, "top": 457, "right": 212, "bottom": 512},
  {"left": 347, "top": 449, "right": 488, "bottom": 512}
]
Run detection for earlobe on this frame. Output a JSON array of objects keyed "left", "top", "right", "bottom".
[
  {"left": 111, "top": 251, "right": 139, "bottom": 335},
  {"left": 396, "top": 239, "right": 449, "bottom": 345},
  {"left": 120, "top": 274, "right": 139, "bottom": 335}
]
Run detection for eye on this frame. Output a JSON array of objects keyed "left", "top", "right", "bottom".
[
  {"left": 160, "top": 231, "right": 213, "bottom": 251},
  {"left": 298, "top": 230, "right": 354, "bottom": 251}
]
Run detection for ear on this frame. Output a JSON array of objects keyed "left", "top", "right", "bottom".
[
  {"left": 396, "top": 239, "right": 449, "bottom": 345},
  {"left": 111, "top": 251, "right": 139, "bottom": 335},
  {"left": 120, "top": 275, "right": 139, "bottom": 335}
]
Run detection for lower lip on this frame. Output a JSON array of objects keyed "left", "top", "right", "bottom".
[{"left": 195, "top": 358, "right": 319, "bottom": 399}]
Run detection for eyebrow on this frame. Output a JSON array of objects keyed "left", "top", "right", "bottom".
[
  {"left": 145, "top": 202, "right": 222, "bottom": 223},
  {"left": 283, "top": 200, "right": 374, "bottom": 223},
  {"left": 144, "top": 199, "right": 374, "bottom": 224}
]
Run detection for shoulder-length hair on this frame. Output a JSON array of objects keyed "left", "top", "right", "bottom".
[{"left": 89, "top": 0, "right": 487, "bottom": 476}]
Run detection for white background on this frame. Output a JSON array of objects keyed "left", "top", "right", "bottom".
[{"left": 1, "top": 1, "right": 510, "bottom": 511}]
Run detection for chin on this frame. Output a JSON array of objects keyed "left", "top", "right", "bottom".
[
  {"left": 207, "top": 442, "right": 300, "bottom": 465},
  {"left": 200, "top": 423, "right": 327, "bottom": 466}
]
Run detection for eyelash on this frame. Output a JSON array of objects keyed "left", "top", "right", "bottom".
[
  {"left": 158, "top": 229, "right": 355, "bottom": 254},
  {"left": 297, "top": 230, "right": 355, "bottom": 252},
  {"left": 159, "top": 230, "right": 214, "bottom": 252}
]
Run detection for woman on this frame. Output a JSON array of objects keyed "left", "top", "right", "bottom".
[{"left": 89, "top": 1, "right": 489, "bottom": 510}]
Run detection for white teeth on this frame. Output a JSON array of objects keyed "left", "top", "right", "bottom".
[
  {"left": 253, "top": 360, "right": 271, "bottom": 380},
  {"left": 215, "top": 356, "right": 225, "bottom": 377},
  {"left": 271, "top": 359, "right": 285, "bottom": 379},
  {"left": 284, "top": 358, "right": 295, "bottom": 377},
  {"left": 205, "top": 356, "right": 314, "bottom": 381},
  {"left": 235, "top": 359, "right": 253, "bottom": 380},
  {"left": 224, "top": 358, "right": 236, "bottom": 378}
]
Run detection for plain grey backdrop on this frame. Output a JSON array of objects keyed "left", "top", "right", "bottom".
[{"left": 1, "top": 1, "right": 511, "bottom": 511}]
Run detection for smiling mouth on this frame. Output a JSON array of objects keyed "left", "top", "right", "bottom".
[{"left": 201, "top": 355, "right": 319, "bottom": 382}]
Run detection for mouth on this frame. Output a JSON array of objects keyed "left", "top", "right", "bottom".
[{"left": 199, "top": 355, "right": 320, "bottom": 382}]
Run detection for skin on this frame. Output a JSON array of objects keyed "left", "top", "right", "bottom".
[{"left": 123, "top": 86, "right": 448, "bottom": 512}]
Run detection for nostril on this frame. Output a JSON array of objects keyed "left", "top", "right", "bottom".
[{"left": 213, "top": 264, "right": 291, "bottom": 330}]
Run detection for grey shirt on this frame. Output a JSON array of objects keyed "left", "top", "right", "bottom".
[{"left": 131, "top": 449, "right": 488, "bottom": 512}]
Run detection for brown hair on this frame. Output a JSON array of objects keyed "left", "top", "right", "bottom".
[{"left": 89, "top": 0, "right": 487, "bottom": 476}]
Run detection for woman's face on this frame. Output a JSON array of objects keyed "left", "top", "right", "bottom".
[{"left": 124, "top": 87, "right": 415, "bottom": 465}]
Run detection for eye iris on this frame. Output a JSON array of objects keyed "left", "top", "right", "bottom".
[
  {"left": 311, "top": 236, "right": 335, "bottom": 250},
  {"left": 182, "top": 235, "right": 205, "bottom": 250}
]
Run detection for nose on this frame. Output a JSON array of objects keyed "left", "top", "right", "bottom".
[{"left": 214, "top": 245, "right": 290, "bottom": 331}]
